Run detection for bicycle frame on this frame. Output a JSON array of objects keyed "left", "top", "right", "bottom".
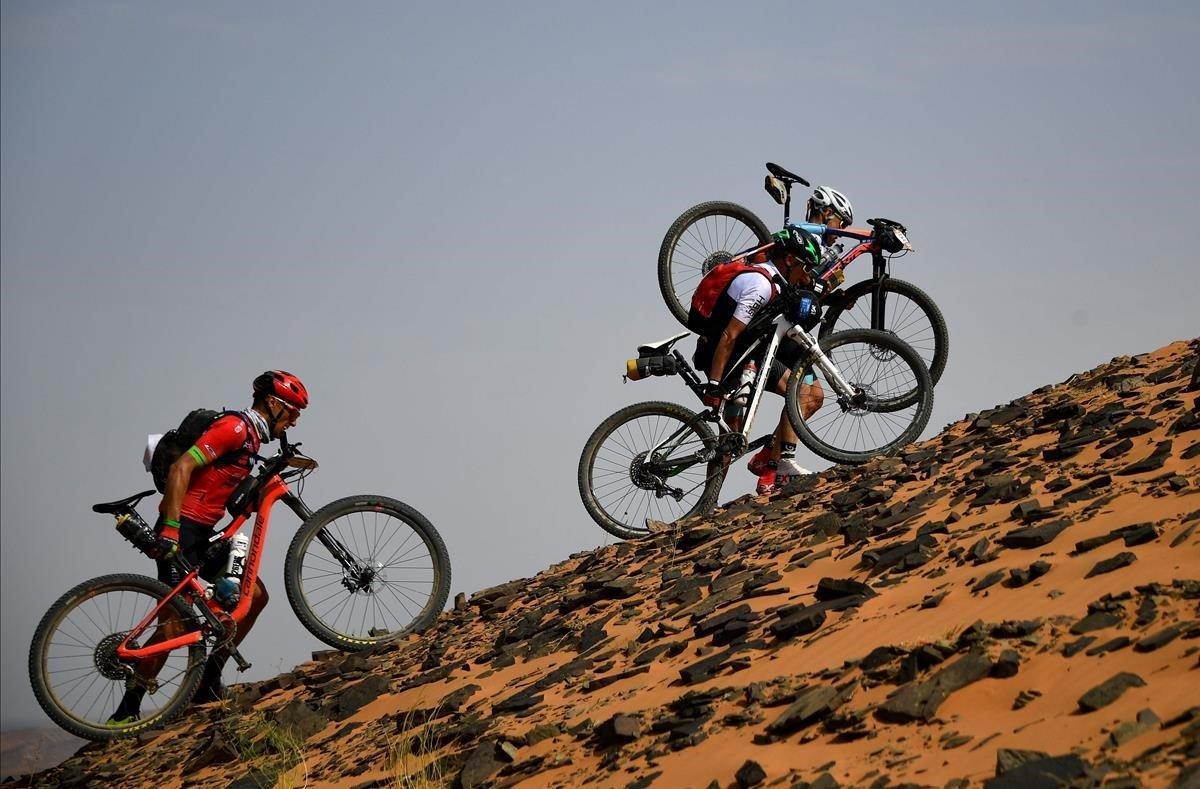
[
  {"left": 640, "top": 315, "right": 859, "bottom": 496},
  {"left": 113, "top": 471, "right": 365, "bottom": 667}
]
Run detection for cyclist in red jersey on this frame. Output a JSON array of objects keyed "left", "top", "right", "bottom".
[{"left": 108, "top": 370, "right": 308, "bottom": 724}]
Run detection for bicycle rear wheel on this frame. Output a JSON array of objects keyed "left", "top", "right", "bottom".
[
  {"left": 578, "top": 400, "right": 724, "bottom": 540},
  {"left": 28, "top": 573, "right": 206, "bottom": 741},
  {"left": 785, "top": 328, "right": 933, "bottom": 465},
  {"left": 658, "top": 201, "right": 772, "bottom": 327},
  {"left": 284, "top": 496, "right": 451, "bottom": 651}
]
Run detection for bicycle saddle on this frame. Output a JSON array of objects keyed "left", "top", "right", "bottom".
[
  {"left": 637, "top": 331, "right": 690, "bottom": 356},
  {"left": 92, "top": 490, "right": 156, "bottom": 514},
  {"left": 765, "top": 162, "right": 810, "bottom": 187}
]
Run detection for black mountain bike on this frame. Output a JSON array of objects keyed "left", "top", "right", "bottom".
[
  {"left": 578, "top": 287, "right": 934, "bottom": 540},
  {"left": 657, "top": 162, "right": 949, "bottom": 386}
]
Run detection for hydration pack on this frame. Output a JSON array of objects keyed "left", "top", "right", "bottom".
[
  {"left": 686, "top": 263, "right": 779, "bottom": 335},
  {"left": 148, "top": 409, "right": 249, "bottom": 493}
]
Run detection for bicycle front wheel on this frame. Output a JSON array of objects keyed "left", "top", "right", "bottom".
[
  {"left": 284, "top": 496, "right": 451, "bottom": 652},
  {"left": 29, "top": 573, "right": 207, "bottom": 741},
  {"left": 658, "top": 201, "right": 772, "bottom": 327},
  {"left": 578, "top": 400, "right": 724, "bottom": 540},
  {"left": 819, "top": 277, "right": 949, "bottom": 386},
  {"left": 786, "top": 328, "right": 934, "bottom": 465}
]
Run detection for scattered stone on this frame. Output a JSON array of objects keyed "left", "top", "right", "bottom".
[
  {"left": 272, "top": 700, "right": 329, "bottom": 739},
  {"left": 1012, "top": 689, "right": 1042, "bottom": 710},
  {"left": 994, "top": 748, "right": 1050, "bottom": 775},
  {"left": 770, "top": 605, "right": 827, "bottom": 640},
  {"left": 459, "top": 741, "right": 505, "bottom": 788},
  {"left": 1117, "top": 440, "right": 1173, "bottom": 475},
  {"left": 1135, "top": 624, "right": 1184, "bottom": 652},
  {"left": 972, "top": 570, "right": 1006, "bottom": 594},
  {"left": 1062, "top": 636, "right": 1097, "bottom": 657},
  {"left": 1086, "top": 551, "right": 1137, "bottom": 578},
  {"left": 991, "top": 649, "right": 1021, "bottom": 678},
  {"left": 1077, "top": 672, "right": 1147, "bottom": 712},
  {"left": 766, "top": 685, "right": 848, "bottom": 734},
  {"left": 815, "top": 577, "right": 876, "bottom": 601},
  {"left": 1011, "top": 499, "right": 1054, "bottom": 523},
  {"left": 876, "top": 651, "right": 993, "bottom": 722},
  {"left": 1085, "top": 636, "right": 1131, "bottom": 656},
  {"left": 999, "top": 519, "right": 1070, "bottom": 549},
  {"left": 594, "top": 713, "right": 641, "bottom": 746},
  {"left": 985, "top": 754, "right": 1090, "bottom": 789},
  {"left": 1070, "top": 610, "right": 1123, "bottom": 634},
  {"left": 1110, "top": 708, "right": 1160, "bottom": 746},
  {"left": 735, "top": 759, "right": 767, "bottom": 787}
]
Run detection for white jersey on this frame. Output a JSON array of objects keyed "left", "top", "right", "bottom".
[{"left": 727, "top": 261, "right": 783, "bottom": 324}]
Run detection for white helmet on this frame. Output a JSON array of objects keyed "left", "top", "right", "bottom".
[{"left": 809, "top": 186, "right": 853, "bottom": 224}]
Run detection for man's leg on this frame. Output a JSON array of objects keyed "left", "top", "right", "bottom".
[
  {"left": 194, "top": 578, "right": 269, "bottom": 704},
  {"left": 755, "top": 367, "right": 824, "bottom": 493}
]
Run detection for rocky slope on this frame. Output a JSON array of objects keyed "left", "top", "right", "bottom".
[{"left": 13, "top": 339, "right": 1200, "bottom": 789}]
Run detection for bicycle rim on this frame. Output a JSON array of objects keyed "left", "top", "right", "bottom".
[{"left": 287, "top": 498, "right": 449, "bottom": 648}]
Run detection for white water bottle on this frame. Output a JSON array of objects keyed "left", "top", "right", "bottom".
[
  {"left": 733, "top": 361, "right": 757, "bottom": 406},
  {"left": 213, "top": 533, "right": 249, "bottom": 609}
]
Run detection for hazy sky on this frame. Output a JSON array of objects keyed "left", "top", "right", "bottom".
[{"left": 3, "top": 1, "right": 1198, "bottom": 729}]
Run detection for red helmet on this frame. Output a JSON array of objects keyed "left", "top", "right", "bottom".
[{"left": 253, "top": 370, "right": 309, "bottom": 410}]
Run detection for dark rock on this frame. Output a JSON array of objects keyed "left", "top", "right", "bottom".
[
  {"left": 766, "top": 685, "right": 847, "bottom": 734},
  {"left": 1085, "top": 636, "right": 1131, "bottom": 656},
  {"left": 1077, "top": 672, "right": 1146, "bottom": 712},
  {"left": 862, "top": 534, "right": 938, "bottom": 572},
  {"left": 994, "top": 748, "right": 1050, "bottom": 775},
  {"left": 493, "top": 691, "right": 544, "bottom": 714},
  {"left": 679, "top": 648, "right": 737, "bottom": 685},
  {"left": 1117, "top": 440, "right": 1173, "bottom": 475},
  {"left": 1085, "top": 551, "right": 1137, "bottom": 578},
  {"left": 1122, "top": 524, "right": 1159, "bottom": 546},
  {"left": 1010, "top": 499, "right": 1053, "bottom": 523},
  {"left": 272, "top": 700, "right": 328, "bottom": 739},
  {"left": 735, "top": 760, "right": 767, "bottom": 787},
  {"left": 1101, "top": 438, "right": 1134, "bottom": 459},
  {"left": 771, "top": 605, "right": 827, "bottom": 640},
  {"left": 1110, "top": 708, "right": 1160, "bottom": 746},
  {"left": 971, "top": 570, "right": 1005, "bottom": 594},
  {"left": 1116, "top": 417, "right": 1159, "bottom": 437},
  {"left": 815, "top": 577, "right": 876, "bottom": 601},
  {"left": 921, "top": 591, "right": 948, "bottom": 609},
  {"left": 1135, "top": 625, "right": 1183, "bottom": 652},
  {"left": 984, "top": 754, "right": 1089, "bottom": 789},
  {"left": 999, "top": 519, "right": 1070, "bottom": 549},
  {"left": 594, "top": 713, "right": 641, "bottom": 746},
  {"left": 991, "top": 650, "right": 1021, "bottom": 678},
  {"left": 459, "top": 741, "right": 504, "bottom": 788},
  {"left": 1070, "top": 610, "right": 1123, "bottom": 634},
  {"left": 876, "top": 651, "right": 993, "bottom": 722},
  {"left": 329, "top": 675, "right": 390, "bottom": 721},
  {"left": 183, "top": 733, "right": 238, "bottom": 771},
  {"left": 694, "top": 604, "right": 755, "bottom": 637}
]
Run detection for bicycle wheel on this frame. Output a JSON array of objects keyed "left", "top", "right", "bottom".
[
  {"left": 29, "top": 573, "right": 206, "bottom": 741},
  {"left": 284, "top": 496, "right": 451, "bottom": 651},
  {"left": 820, "top": 278, "right": 949, "bottom": 385},
  {"left": 785, "top": 328, "right": 933, "bottom": 465},
  {"left": 578, "top": 400, "right": 725, "bottom": 540},
  {"left": 658, "top": 201, "right": 772, "bottom": 327}
]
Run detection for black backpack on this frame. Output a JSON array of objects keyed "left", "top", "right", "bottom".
[{"left": 149, "top": 409, "right": 250, "bottom": 493}]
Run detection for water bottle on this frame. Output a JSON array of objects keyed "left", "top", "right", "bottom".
[
  {"left": 733, "top": 361, "right": 757, "bottom": 406},
  {"left": 212, "top": 532, "right": 249, "bottom": 610},
  {"left": 115, "top": 512, "right": 159, "bottom": 558}
]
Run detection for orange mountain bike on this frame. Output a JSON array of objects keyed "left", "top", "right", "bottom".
[{"left": 28, "top": 436, "right": 450, "bottom": 740}]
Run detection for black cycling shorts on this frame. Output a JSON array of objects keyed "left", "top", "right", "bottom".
[
  {"left": 694, "top": 335, "right": 809, "bottom": 392},
  {"left": 155, "top": 516, "right": 231, "bottom": 586}
]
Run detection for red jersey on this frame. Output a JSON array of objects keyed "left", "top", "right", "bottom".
[{"left": 162, "top": 413, "right": 262, "bottom": 526}]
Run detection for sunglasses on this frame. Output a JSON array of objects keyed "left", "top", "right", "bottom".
[{"left": 270, "top": 396, "right": 300, "bottom": 421}]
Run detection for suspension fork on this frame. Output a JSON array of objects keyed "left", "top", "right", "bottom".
[
  {"left": 871, "top": 252, "right": 890, "bottom": 331},
  {"left": 281, "top": 492, "right": 367, "bottom": 577},
  {"left": 786, "top": 324, "right": 858, "bottom": 400}
]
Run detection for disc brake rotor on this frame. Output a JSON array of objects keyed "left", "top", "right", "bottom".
[{"left": 868, "top": 341, "right": 897, "bottom": 362}]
